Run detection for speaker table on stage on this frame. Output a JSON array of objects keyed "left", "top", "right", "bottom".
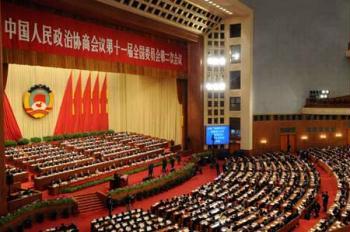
[{"left": 110, "top": 174, "right": 128, "bottom": 190}]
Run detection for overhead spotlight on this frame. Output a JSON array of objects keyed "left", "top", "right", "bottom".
[
  {"left": 320, "top": 134, "right": 327, "bottom": 139},
  {"left": 260, "top": 139, "right": 267, "bottom": 144},
  {"left": 301, "top": 135, "right": 308, "bottom": 140}
]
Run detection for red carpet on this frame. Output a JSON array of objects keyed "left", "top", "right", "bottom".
[
  {"left": 293, "top": 163, "right": 338, "bottom": 232},
  {"left": 27, "top": 163, "right": 218, "bottom": 232}
]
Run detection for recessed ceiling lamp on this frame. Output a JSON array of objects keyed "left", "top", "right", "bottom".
[{"left": 205, "top": 0, "right": 233, "bottom": 15}]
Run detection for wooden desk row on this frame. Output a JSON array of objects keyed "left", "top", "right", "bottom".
[
  {"left": 8, "top": 191, "right": 42, "bottom": 212},
  {"left": 36, "top": 157, "right": 94, "bottom": 174},
  {"left": 48, "top": 153, "right": 175, "bottom": 195},
  {"left": 34, "top": 148, "right": 165, "bottom": 190}
]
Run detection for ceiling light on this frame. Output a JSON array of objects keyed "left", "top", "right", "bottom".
[{"left": 204, "top": 0, "right": 232, "bottom": 15}]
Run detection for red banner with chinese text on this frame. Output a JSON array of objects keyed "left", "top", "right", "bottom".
[{"left": 2, "top": 2, "right": 187, "bottom": 71}]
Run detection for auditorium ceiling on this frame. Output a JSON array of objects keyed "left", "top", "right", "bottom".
[
  {"left": 97, "top": 0, "right": 250, "bottom": 35},
  {"left": 28, "top": 0, "right": 250, "bottom": 42}
]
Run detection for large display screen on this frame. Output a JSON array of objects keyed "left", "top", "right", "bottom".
[{"left": 206, "top": 125, "right": 230, "bottom": 145}]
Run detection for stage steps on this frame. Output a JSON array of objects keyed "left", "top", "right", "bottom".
[{"left": 74, "top": 193, "right": 105, "bottom": 214}]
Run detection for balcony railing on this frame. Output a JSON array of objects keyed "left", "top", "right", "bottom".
[{"left": 305, "top": 95, "right": 350, "bottom": 108}]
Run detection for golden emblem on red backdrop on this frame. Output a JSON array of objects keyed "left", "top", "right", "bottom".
[{"left": 23, "top": 84, "right": 54, "bottom": 119}]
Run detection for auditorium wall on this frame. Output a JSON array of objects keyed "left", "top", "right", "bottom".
[
  {"left": 6, "top": 64, "right": 182, "bottom": 144},
  {"left": 241, "top": 0, "right": 350, "bottom": 114},
  {"left": 253, "top": 119, "right": 350, "bottom": 152}
]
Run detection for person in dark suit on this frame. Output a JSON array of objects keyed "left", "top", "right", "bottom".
[
  {"left": 314, "top": 201, "right": 320, "bottom": 218},
  {"left": 170, "top": 157, "right": 175, "bottom": 171},
  {"left": 322, "top": 192, "right": 329, "bottom": 212},
  {"left": 107, "top": 195, "right": 114, "bottom": 217},
  {"left": 176, "top": 152, "right": 181, "bottom": 164},
  {"left": 162, "top": 158, "right": 167, "bottom": 175},
  {"left": 113, "top": 172, "right": 121, "bottom": 188},
  {"left": 215, "top": 162, "right": 220, "bottom": 175},
  {"left": 148, "top": 163, "right": 154, "bottom": 177},
  {"left": 126, "top": 194, "right": 133, "bottom": 211}
]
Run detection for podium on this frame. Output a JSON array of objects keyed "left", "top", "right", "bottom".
[{"left": 110, "top": 174, "right": 128, "bottom": 190}]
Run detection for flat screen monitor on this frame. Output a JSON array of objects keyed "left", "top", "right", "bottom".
[{"left": 206, "top": 125, "right": 230, "bottom": 145}]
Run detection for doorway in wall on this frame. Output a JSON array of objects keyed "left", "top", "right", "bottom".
[{"left": 280, "top": 134, "right": 296, "bottom": 153}]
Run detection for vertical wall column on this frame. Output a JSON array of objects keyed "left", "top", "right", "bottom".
[
  {"left": 0, "top": 1, "right": 8, "bottom": 216},
  {"left": 239, "top": 15, "right": 253, "bottom": 151},
  {"left": 187, "top": 39, "right": 204, "bottom": 152},
  {"left": 203, "top": 24, "right": 227, "bottom": 151},
  {"left": 224, "top": 14, "right": 254, "bottom": 152}
]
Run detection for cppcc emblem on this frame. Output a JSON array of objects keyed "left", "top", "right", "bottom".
[{"left": 23, "top": 84, "right": 54, "bottom": 119}]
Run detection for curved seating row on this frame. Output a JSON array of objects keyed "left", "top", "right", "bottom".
[
  {"left": 309, "top": 147, "right": 350, "bottom": 232},
  {"left": 91, "top": 209, "right": 185, "bottom": 232},
  {"left": 151, "top": 153, "right": 319, "bottom": 231}
]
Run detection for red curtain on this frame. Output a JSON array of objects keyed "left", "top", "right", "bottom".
[
  {"left": 3, "top": 63, "right": 22, "bottom": 140},
  {"left": 54, "top": 72, "right": 73, "bottom": 135},
  {"left": 91, "top": 75, "right": 100, "bottom": 131},
  {"left": 100, "top": 75, "right": 108, "bottom": 130},
  {"left": 73, "top": 73, "right": 83, "bottom": 133},
  {"left": 4, "top": 94, "right": 22, "bottom": 140},
  {"left": 82, "top": 74, "right": 92, "bottom": 131}
]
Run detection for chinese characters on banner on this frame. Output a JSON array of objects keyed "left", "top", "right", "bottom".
[{"left": 2, "top": 2, "right": 187, "bottom": 71}]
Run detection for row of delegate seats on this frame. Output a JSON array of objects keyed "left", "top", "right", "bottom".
[
  {"left": 61, "top": 136, "right": 109, "bottom": 151},
  {"left": 105, "top": 132, "right": 169, "bottom": 149},
  {"left": 6, "top": 165, "right": 26, "bottom": 175},
  {"left": 62, "top": 132, "right": 168, "bottom": 151},
  {"left": 309, "top": 147, "right": 350, "bottom": 232},
  {"left": 151, "top": 153, "right": 319, "bottom": 232},
  {"left": 61, "top": 133, "right": 167, "bottom": 160},
  {"left": 5, "top": 165, "right": 28, "bottom": 184},
  {"left": 5, "top": 132, "right": 171, "bottom": 191},
  {"left": 5, "top": 143, "right": 91, "bottom": 174},
  {"left": 91, "top": 209, "right": 186, "bottom": 232},
  {"left": 43, "top": 223, "right": 79, "bottom": 232},
  {"left": 41, "top": 151, "right": 174, "bottom": 190}
]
